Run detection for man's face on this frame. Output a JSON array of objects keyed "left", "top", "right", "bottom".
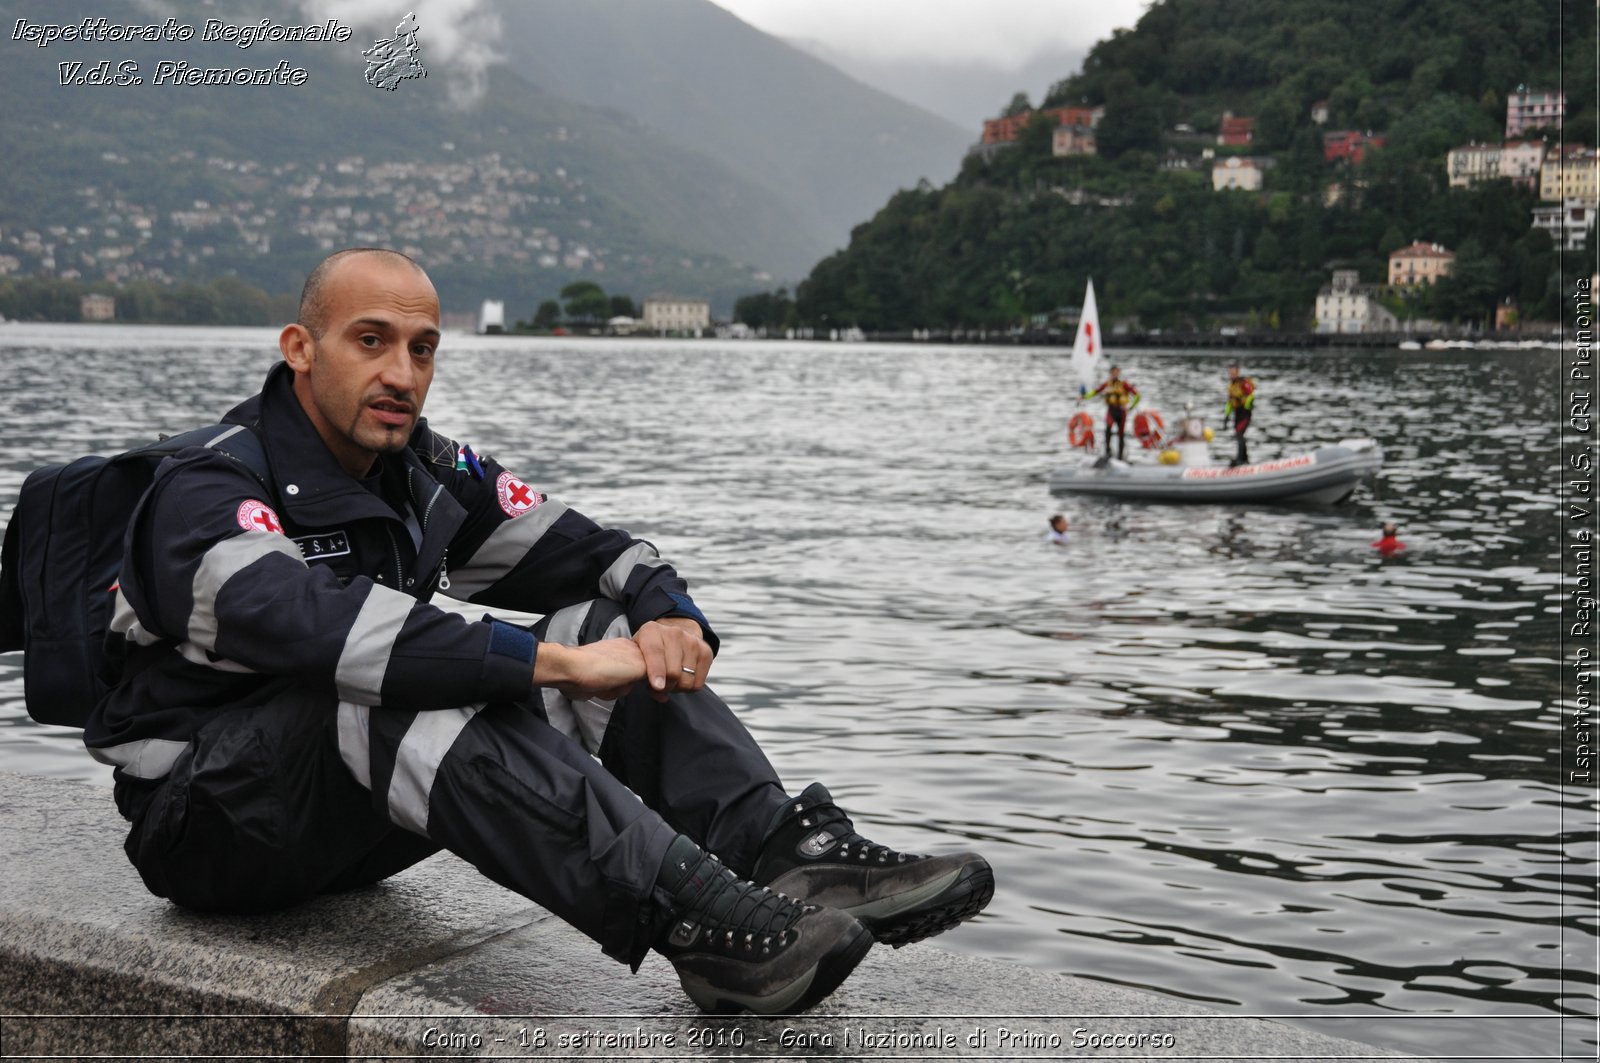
[
  {"left": 1228, "top": 367, "right": 1240, "bottom": 380},
  {"left": 281, "top": 257, "right": 440, "bottom": 477}
]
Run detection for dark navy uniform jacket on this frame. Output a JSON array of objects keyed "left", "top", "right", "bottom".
[{"left": 84, "top": 362, "right": 714, "bottom": 790}]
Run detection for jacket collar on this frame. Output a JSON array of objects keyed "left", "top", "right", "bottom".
[{"left": 223, "top": 362, "right": 440, "bottom": 531}]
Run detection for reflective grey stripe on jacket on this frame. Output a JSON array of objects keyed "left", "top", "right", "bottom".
[
  {"left": 92, "top": 536, "right": 301, "bottom": 777},
  {"left": 167, "top": 529, "right": 426, "bottom": 703},
  {"left": 110, "top": 588, "right": 162, "bottom": 648},
  {"left": 539, "top": 599, "right": 633, "bottom": 754},
  {"left": 335, "top": 584, "right": 416, "bottom": 704},
  {"left": 599, "top": 542, "right": 668, "bottom": 600},
  {"left": 114, "top": 575, "right": 261, "bottom": 675},
  {"left": 86, "top": 737, "right": 191, "bottom": 779},
  {"left": 186, "top": 532, "right": 304, "bottom": 651},
  {"left": 444, "top": 500, "right": 571, "bottom": 599}
]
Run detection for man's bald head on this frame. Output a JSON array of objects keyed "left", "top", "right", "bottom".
[
  {"left": 279, "top": 247, "right": 440, "bottom": 477},
  {"left": 297, "top": 248, "right": 428, "bottom": 338}
]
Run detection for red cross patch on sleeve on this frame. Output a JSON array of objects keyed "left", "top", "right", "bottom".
[
  {"left": 496, "top": 472, "right": 545, "bottom": 518},
  {"left": 236, "top": 499, "right": 284, "bottom": 535}
]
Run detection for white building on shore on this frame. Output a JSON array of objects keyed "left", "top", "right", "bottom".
[
  {"left": 80, "top": 293, "right": 115, "bottom": 321},
  {"left": 1314, "top": 269, "right": 1398, "bottom": 334},
  {"left": 641, "top": 296, "right": 710, "bottom": 336},
  {"left": 477, "top": 299, "right": 505, "bottom": 334}
]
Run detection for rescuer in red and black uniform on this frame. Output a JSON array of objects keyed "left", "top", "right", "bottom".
[
  {"left": 1223, "top": 364, "right": 1255, "bottom": 467},
  {"left": 1083, "top": 365, "right": 1140, "bottom": 462}
]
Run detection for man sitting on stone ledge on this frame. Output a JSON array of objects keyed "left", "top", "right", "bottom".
[{"left": 82, "top": 247, "right": 993, "bottom": 1016}]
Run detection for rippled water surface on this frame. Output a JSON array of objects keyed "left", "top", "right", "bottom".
[{"left": 0, "top": 325, "right": 1591, "bottom": 1058}]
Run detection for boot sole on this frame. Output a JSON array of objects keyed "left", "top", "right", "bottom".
[
  {"left": 857, "top": 861, "right": 994, "bottom": 948},
  {"left": 685, "top": 922, "right": 875, "bottom": 1015},
  {"left": 842, "top": 867, "right": 962, "bottom": 922}
]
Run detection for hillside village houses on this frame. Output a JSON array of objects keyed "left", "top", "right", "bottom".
[
  {"left": 1217, "top": 113, "right": 1255, "bottom": 147},
  {"left": 1051, "top": 124, "right": 1099, "bottom": 158},
  {"left": 7, "top": 68, "right": 1588, "bottom": 333},
  {"left": 1212, "top": 156, "right": 1271, "bottom": 192},
  {"left": 0, "top": 149, "right": 617, "bottom": 287},
  {"left": 1446, "top": 142, "right": 1501, "bottom": 187},
  {"left": 964, "top": 84, "right": 1588, "bottom": 333},
  {"left": 1446, "top": 141, "right": 1545, "bottom": 189},
  {"left": 1443, "top": 89, "right": 1597, "bottom": 254},
  {"left": 1540, "top": 144, "right": 1600, "bottom": 202},
  {"left": 1323, "top": 130, "right": 1386, "bottom": 164},
  {"left": 971, "top": 104, "right": 1104, "bottom": 160},
  {"left": 1532, "top": 200, "right": 1598, "bottom": 252},
  {"left": 1499, "top": 140, "right": 1547, "bottom": 187},
  {"left": 1387, "top": 242, "right": 1455, "bottom": 287},
  {"left": 1505, "top": 86, "right": 1565, "bottom": 137},
  {"left": 1444, "top": 152, "right": 1596, "bottom": 252},
  {"left": 981, "top": 105, "right": 1104, "bottom": 146},
  {"left": 1534, "top": 142, "right": 1599, "bottom": 252}
]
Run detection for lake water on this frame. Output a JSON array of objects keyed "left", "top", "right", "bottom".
[{"left": 0, "top": 324, "right": 1591, "bottom": 1059}]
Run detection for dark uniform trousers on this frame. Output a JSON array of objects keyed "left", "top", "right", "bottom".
[{"left": 118, "top": 599, "right": 790, "bottom": 967}]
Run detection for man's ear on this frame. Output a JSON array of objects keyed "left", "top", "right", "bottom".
[{"left": 279, "top": 323, "right": 314, "bottom": 373}]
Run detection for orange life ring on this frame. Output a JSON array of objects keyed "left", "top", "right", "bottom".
[
  {"left": 1132, "top": 410, "right": 1166, "bottom": 449},
  {"left": 1068, "top": 411, "right": 1095, "bottom": 450}
]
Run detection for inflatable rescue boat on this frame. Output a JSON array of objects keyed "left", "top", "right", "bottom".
[{"left": 1048, "top": 437, "right": 1383, "bottom": 504}]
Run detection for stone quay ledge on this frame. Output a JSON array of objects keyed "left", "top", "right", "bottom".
[{"left": 0, "top": 771, "right": 1431, "bottom": 1060}]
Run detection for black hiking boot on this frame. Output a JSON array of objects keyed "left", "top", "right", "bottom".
[
  {"left": 751, "top": 783, "right": 994, "bottom": 948},
  {"left": 655, "top": 836, "right": 873, "bottom": 1014}
]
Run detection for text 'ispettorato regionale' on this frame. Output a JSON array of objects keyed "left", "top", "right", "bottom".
[{"left": 13, "top": 17, "right": 353, "bottom": 87}]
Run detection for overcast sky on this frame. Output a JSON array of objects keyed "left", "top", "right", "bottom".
[{"left": 709, "top": 0, "right": 1153, "bottom": 66}]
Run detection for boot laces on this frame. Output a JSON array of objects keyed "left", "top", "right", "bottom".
[
  {"left": 801, "top": 804, "right": 919, "bottom": 865},
  {"left": 686, "top": 857, "right": 810, "bottom": 954}
]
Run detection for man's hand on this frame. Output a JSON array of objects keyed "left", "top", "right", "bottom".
[
  {"left": 534, "top": 639, "right": 647, "bottom": 702},
  {"left": 634, "top": 617, "right": 713, "bottom": 702}
]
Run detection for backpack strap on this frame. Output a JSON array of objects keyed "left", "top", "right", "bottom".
[{"left": 144, "top": 422, "right": 274, "bottom": 498}]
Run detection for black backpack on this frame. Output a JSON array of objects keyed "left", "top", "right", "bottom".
[{"left": 0, "top": 423, "right": 270, "bottom": 727}]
